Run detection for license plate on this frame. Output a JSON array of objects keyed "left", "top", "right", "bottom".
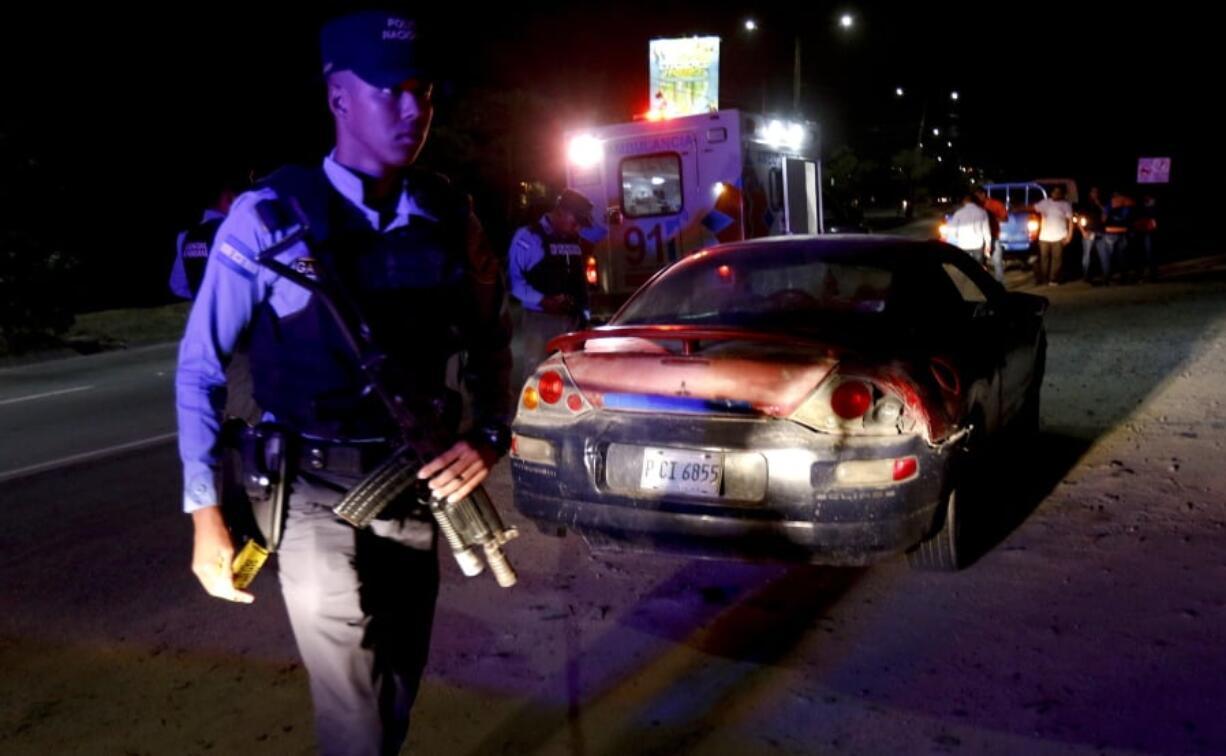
[{"left": 640, "top": 447, "right": 723, "bottom": 498}]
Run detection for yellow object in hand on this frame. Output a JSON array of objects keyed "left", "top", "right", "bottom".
[{"left": 231, "top": 540, "right": 270, "bottom": 590}]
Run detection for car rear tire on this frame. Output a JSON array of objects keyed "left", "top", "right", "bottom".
[
  {"left": 908, "top": 409, "right": 986, "bottom": 572},
  {"left": 907, "top": 483, "right": 964, "bottom": 571}
]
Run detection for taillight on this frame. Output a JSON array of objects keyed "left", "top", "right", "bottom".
[
  {"left": 510, "top": 432, "right": 557, "bottom": 465},
  {"left": 585, "top": 256, "right": 598, "bottom": 286},
  {"left": 517, "top": 362, "right": 592, "bottom": 418},
  {"left": 1027, "top": 218, "right": 1040, "bottom": 238},
  {"left": 938, "top": 223, "right": 950, "bottom": 239},
  {"left": 790, "top": 374, "right": 917, "bottom": 436},
  {"left": 892, "top": 456, "right": 918, "bottom": 481},
  {"left": 834, "top": 456, "right": 919, "bottom": 486},
  {"left": 538, "top": 371, "right": 564, "bottom": 404},
  {"left": 831, "top": 381, "right": 873, "bottom": 420}
]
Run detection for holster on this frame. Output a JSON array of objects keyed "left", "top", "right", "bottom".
[{"left": 220, "top": 418, "right": 293, "bottom": 552}]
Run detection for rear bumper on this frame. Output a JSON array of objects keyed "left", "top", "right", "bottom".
[
  {"left": 514, "top": 481, "right": 940, "bottom": 565},
  {"left": 511, "top": 413, "right": 953, "bottom": 565}
]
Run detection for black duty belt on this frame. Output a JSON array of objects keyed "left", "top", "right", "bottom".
[{"left": 297, "top": 436, "right": 396, "bottom": 477}]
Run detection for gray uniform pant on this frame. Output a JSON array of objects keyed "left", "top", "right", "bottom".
[
  {"left": 277, "top": 473, "right": 438, "bottom": 756},
  {"left": 518, "top": 308, "right": 582, "bottom": 386}
]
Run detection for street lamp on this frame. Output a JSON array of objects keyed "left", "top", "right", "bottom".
[
  {"left": 740, "top": 19, "right": 768, "bottom": 111},
  {"left": 895, "top": 86, "right": 904, "bottom": 97},
  {"left": 767, "top": 12, "right": 862, "bottom": 117},
  {"left": 950, "top": 90, "right": 960, "bottom": 101},
  {"left": 741, "top": 20, "right": 799, "bottom": 115}
]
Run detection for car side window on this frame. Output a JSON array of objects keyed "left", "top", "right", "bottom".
[
  {"left": 892, "top": 259, "right": 965, "bottom": 324},
  {"left": 943, "top": 250, "right": 1006, "bottom": 300},
  {"left": 941, "top": 262, "right": 988, "bottom": 304}
]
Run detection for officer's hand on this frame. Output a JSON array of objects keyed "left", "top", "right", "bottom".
[
  {"left": 190, "top": 506, "right": 254, "bottom": 604},
  {"left": 540, "top": 294, "right": 574, "bottom": 315},
  {"left": 418, "top": 440, "right": 498, "bottom": 504}
]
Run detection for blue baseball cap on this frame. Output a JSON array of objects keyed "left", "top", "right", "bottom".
[
  {"left": 557, "top": 189, "right": 594, "bottom": 227},
  {"left": 320, "top": 10, "right": 431, "bottom": 89}
]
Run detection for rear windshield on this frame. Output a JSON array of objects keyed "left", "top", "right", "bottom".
[{"left": 616, "top": 245, "right": 895, "bottom": 331}]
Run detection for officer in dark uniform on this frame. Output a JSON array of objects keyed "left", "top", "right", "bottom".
[
  {"left": 175, "top": 11, "right": 512, "bottom": 755},
  {"left": 169, "top": 178, "right": 241, "bottom": 300},
  {"left": 508, "top": 188, "right": 593, "bottom": 383},
  {"left": 171, "top": 174, "right": 263, "bottom": 423}
]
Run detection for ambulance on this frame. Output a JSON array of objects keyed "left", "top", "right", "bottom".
[{"left": 565, "top": 108, "right": 824, "bottom": 316}]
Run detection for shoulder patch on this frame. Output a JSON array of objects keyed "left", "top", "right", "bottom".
[
  {"left": 215, "top": 235, "right": 260, "bottom": 279},
  {"left": 183, "top": 241, "right": 210, "bottom": 259}
]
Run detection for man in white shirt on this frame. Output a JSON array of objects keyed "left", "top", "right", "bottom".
[
  {"left": 946, "top": 195, "right": 992, "bottom": 263},
  {"left": 1034, "top": 186, "right": 1074, "bottom": 286}
]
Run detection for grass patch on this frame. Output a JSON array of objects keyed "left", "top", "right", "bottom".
[{"left": 63, "top": 302, "right": 190, "bottom": 352}]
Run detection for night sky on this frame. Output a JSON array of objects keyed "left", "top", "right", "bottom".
[{"left": 0, "top": 2, "right": 1213, "bottom": 308}]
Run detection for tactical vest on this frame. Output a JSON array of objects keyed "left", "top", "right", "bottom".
[
  {"left": 246, "top": 165, "right": 470, "bottom": 440},
  {"left": 523, "top": 220, "right": 587, "bottom": 306},
  {"left": 183, "top": 217, "right": 223, "bottom": 298}
]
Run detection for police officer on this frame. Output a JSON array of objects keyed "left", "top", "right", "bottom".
[
  {"left": 175, "top": 10, "right": 511, "bottom": 755},
  {"left": 169, "top": 179, "right": 239, "bottom": 300},
  {"left": 171, "top": 174, "right": 264, "bottom": 423},
  {"left": 508, "top": 188, "right": 593, "bottom": 380}
]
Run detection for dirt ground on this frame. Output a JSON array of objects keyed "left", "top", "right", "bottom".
[{"left": 2, "top": 265, "right": 1225, "bottom": 755}]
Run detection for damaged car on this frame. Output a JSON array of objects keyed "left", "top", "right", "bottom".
[{"left": 509, "top": 236, "right": 1047, "bottom": 570}]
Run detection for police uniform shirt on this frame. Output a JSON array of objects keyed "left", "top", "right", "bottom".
[
  {"left": 169, "top": 208, "right": 227, "bottom": 300},
  {"left": 508, "top": 214, "right": 582, "bottom": 311},
  {"left": 175, "top": 153, "right": 442, "bottom": 513}
]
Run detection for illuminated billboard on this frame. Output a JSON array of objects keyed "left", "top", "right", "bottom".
[
  {"left": 1137, "top": 157, "right": 1171, "bottom": 184},
  {"left": 648, "top": 36, "right": 720, "bottom": 116}
]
